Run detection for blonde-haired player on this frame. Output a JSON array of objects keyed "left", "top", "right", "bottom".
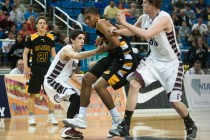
[{"left": 109, "top": 0, "right": 197, "bottom": 139}]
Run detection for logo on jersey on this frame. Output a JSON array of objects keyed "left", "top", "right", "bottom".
[
  {"left": 72, "top": 61, "right": 78, "bottom": 67},
  {"left": 148, "top": 37, "right": 158, "bottom": 46}
]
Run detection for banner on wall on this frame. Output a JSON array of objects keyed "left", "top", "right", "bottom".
[
  {"left": 0, "top": 75, "right": 11, "bottom": 118},
  {"left": 184, "top": 75, "right": 210, "bottom": 110},
  {"left": 4, "top": 75, "right": 126, "bottom": 116}
]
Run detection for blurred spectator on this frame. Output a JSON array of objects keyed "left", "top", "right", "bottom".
[
  {"left": 177, "top": 9, "right": 192, "bottom": 27},
  {"left": 184, "top": 4, "right": 195, "bottom": 20},
  {"left": 9, "top": 59, "right": 24, "bottom": 74},
  {"left": 172, "top": 0, "right": 185, "bottom": 12},
  {"left": 26, "top": 15, "right": 36, "bottom": 34},
  {"left": 2, "top": 0, "right": 12, "bottom": 15},
  {"left": 185, "top": 60, "right": 205, "bottom": 75},
  {"left": 171, "top": 12, "right": 181, "bottom": 30},
  {"left": 48, "top": 24, "right": 63, "bottom": 43},
  {"left": 10, "top": 24, "right": 17, "bottom": 36},
  {"left": 2, "top": 13, "right": 15, "bottom": 30},
  {"left": 8, "top": 33, "right": 25, "bottom": 69},
  {"left": 2, "top": 31, "right": 15, "bottom": 67},
  {"left": 206, "top": 6, "right": 210, "bottom": 25},
  {"left": 63, "top": 36, "right": 69, "bottom": 45},
  {"left": 10, "top": 4, "right": 25, "bottom": 25},
  {"left": 186, "top": 39, "right": 197, "bottom": 68},
  {"left": 187, "top": 28, "right": 202, "bottom": 45},
  {"left": 179, "top": 21, "right": 190, "bottom": 38},
  {"left": 13, "top": 0, "right": 26, "bottom": 13},
  {"left": 103, "top": 1, "right": 118, "bottom": 21},
  {"left": 195, "top": 37, "right": 208, "bottom": 71},
  {"left": 1, "top": 24, "right": 17, "bottom": 39},
  {"left": 18, "top": 22, "right": 31, "bottom": 37},
  {"left": 0, "top": 9, "right": 6, "bottom": 31},
  {"left": 77, "top": 8, "right": 87, "bottom": 26},
  {"left": 117, "top": 2, "right": 132, "bottom": 19},
  {"left": 191, "top": 18, "right": 208, "bottom": 36},
  {"left": 129, "top": 2, "right": 141, "bottom": 19},
  {"left": 24, "top": 4, "right": 38, "bottom": 20},
  {"left": 195, "top": 0, "right": 207, "bottom": 20}
]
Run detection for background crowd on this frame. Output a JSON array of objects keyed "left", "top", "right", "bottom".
[{"left": 0, "top": 0, "right": 209, "bottom": 74}]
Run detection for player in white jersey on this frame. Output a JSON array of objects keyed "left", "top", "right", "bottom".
[
  {"left": 108, "top": 0, "right": 197, "bottom": 139},
  {"left": 43, "top": 29, "right": 103, "bottom": 139}
]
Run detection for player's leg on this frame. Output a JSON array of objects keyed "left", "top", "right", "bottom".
[
  {"left": 61, "top": 94, "right": 84, "bottom": 139},
  {"left": 63, "top": 57, "right": 111, "bottom": 128},
  {"left": 28, "top": 93, "right": 36, "bottom": 125},
  {"left": 109, "top": 77, "right": 143, "bottom": 137},
  {"left": 94, "top": 77, "right": 122, "bottom": 138},
  {"left": 27, "top": 65, "right": 42, "bottom": 125},
  {"left": 109, "top": 58, "right": 156, "bottom": 137},
  {"left": 165, "top": 62, "right": 197, "bottom": 139},
  {"left": 41, "top": 66, "right": 58, "bottom": 125}
]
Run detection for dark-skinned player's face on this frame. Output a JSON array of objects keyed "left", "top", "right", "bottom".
[{"left": 84, "top": 13, "right": 100, "bottom": 28}]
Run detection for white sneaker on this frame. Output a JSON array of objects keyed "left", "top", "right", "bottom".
[
  {"left": 28, "top": 115, "right": 36, "bottom": 125},
  {"left": 48, "top": 114, "right": 58, "bottom": 125},
  {"left": 62, "top": 114, "right": 87, "bottom": 129},
  {"left": 107, "top": 117, "right": 122, "bottom": 138}
]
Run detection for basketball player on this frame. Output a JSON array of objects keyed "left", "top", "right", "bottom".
[
  {"left": 62, "top": 7, "right": 138, "bottom": 138},
  {"left": 44, "top": 29, "right": 104, "bottom": 139},
  {"left": 23, "top": 16, "right": 58, "bottom": 126},
  {"left": 108, "top": 0, "right": 197, "bottom": 139}
]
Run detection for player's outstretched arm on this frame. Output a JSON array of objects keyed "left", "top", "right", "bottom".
[{"left": 59, "top": 45, "right": 104, "bottom": 62}]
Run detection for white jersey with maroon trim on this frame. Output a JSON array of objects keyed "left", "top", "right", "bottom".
[
  {"left": 140, "top": 11, "right": 180, "bottom": 62},
  {"left": 45, "top": 44, "right": 79, "bottom": 83}
]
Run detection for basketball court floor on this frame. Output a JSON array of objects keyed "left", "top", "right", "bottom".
[{"left": 0, "top": 109, "right": 209, "bottom": 140}]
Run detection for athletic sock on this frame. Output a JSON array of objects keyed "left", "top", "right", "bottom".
[
  {"left": 79, "top": 107, "right": 87, "bottom": 117},
  {"left": 183, "top": 113, "right": 194, "bottom": 128},
  {"left": 110, "top": 107, "right": 120, "bottom": 119},
  {"left": 123, "top": 110, "right": 133, "bottom": 126}
]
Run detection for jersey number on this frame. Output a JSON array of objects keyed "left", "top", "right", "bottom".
[
  {"left": 149, "top": 37, "right": 158, "bottom": 46},
  {"left": 37, "top": 52, "right": 48, "bottom": 62}
]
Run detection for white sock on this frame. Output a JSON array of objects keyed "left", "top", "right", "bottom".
[
  {"left": 79, "top": 107, "right": 87, "bottom": 117},
  {"left": 109, "top": 107, "right": 120, "bottom": 119}
]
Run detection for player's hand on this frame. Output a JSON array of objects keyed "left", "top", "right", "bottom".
[
  {"left": 95, "top": 37, "right": 103, "bottom": 46},
  {"left": 116, "top": 11, "right": 127, "bottom": 25},
  {"left": 24, "top": 66, "right": 32, "bottom": 79},
  {"left": 108, "top": 27, "right": 118, "bottom": 35},
  {"left": 96, "top": 42, "right": 108, "bottom": 53}
]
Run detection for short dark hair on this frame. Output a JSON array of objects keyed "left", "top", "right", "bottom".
[
  {"left": 84, "top": 7, "right": 100, "bottom": 15},
  {"left": 148, "top": 0, "right": 162, "bottom": 9},
  {"left": 194, "top": 60, "right": 202, "bottom": 65},
  {"left": 36, "top": 16, "right": 48, "bottom": 25},
  {"left": 69, "top": 29, "right": 84, "bottom": 44}
]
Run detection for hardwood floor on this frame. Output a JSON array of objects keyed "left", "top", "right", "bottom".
[{"left": 0, "top": 110, "right": 209, "bottom": 140}]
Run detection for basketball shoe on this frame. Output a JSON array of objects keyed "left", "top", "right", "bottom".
[
  {"left": 48, "top": 114, "right": 58, "bottom": 125},
  {"left": 62, "top": 114, "right": 87, "bottom": 129},
  {"left": 28, "top": 115, "right": 36, "bottom": 125},
  {"left": 109, "top": 119, "right": 130, "bottom": 137},
  {"left": 107, "top": 117, "right": 122, "bottom": 138},
  {"left": 186, "top": 123, "right": 197, "bottom": 139},
  {"left": 61, "top": 127, "right": 84, "bottom": 139}
]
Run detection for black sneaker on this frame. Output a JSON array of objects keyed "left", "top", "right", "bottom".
[
  {"left": 109, "top": 121, "right": 130, "bottom": 137},
  {"left": 186, "top": 124, "right": 197, "bottom": 140}
]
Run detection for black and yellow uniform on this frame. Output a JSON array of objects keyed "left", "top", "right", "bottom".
[
  {"left": 89, "top": 30, "right": 138, "bottom": 90},
  {"left": 26, "top": 33, "right": 55, "bottom": 93}
]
